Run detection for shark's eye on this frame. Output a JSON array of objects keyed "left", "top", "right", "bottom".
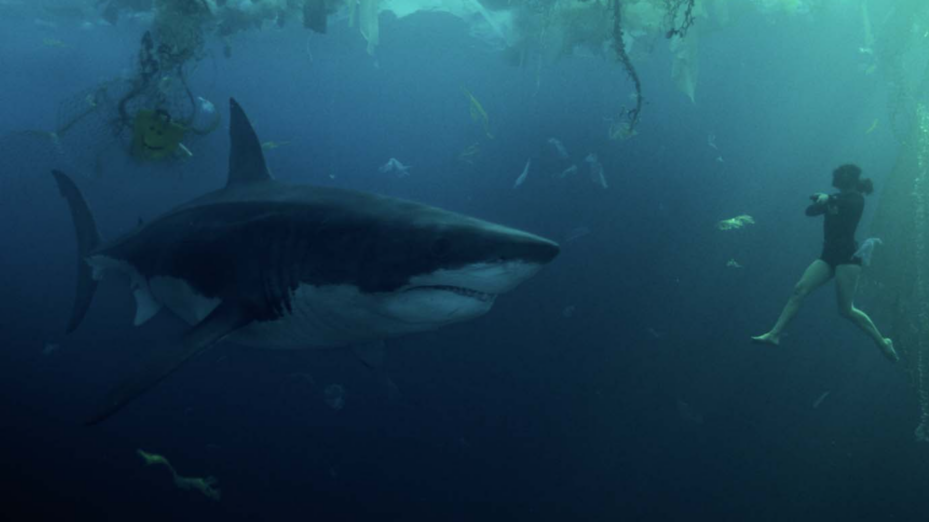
[{"left": 430, "top": 237, "right": 451, "bottom": 258}]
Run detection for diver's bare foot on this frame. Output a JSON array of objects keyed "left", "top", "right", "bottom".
[
  {"left": 879, "top": 338, "right": 899, "bottom": 362},
  {"left": 751, "top": 332, "right": 780, "bottom": 346}
]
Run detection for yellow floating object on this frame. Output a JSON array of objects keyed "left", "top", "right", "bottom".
[{"left": 131, "top": 109, "right": 186, "bottom": 161}]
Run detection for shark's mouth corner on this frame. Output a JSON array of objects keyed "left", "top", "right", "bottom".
[{"left": 404, "top": 285, "right": 497, "bottom": 303}]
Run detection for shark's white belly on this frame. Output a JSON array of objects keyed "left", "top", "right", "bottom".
[{"left": 147, "top": 276, "right": 431, "bottom": 349}]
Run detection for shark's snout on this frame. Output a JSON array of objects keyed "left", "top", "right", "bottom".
[{"left": 511, "top": 234, "right": 560, "bottom": 266}]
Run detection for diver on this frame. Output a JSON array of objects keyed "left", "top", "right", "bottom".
[{"left": 752, "top": 164, "right": 899, "bottom": 362}]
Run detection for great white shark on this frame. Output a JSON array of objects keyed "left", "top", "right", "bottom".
[{"left": 54, "top": 99, "right": 559, "bottom": 424}]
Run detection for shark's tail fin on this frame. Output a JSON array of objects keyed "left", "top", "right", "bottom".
[{"left": 52, "top": 170, "right": 102, "bottom": 333}]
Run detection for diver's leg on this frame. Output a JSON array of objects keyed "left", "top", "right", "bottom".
[
  {"left": 834, "top": 264, "right": 899, "bottom": 362},
  {"left": 752, "top": 259, "right": 833, "bottom": 345}
]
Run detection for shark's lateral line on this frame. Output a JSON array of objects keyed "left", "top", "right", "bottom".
[{"left": 53, "top": 99, "right": 559, "bottom": 424}]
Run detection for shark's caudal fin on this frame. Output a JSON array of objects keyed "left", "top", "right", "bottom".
[
  {"left": 227, "top": 98, "right": 273, "bottom": 188},
  {"left": 52, "top": 170, "right": 102, "bottom": 333},
  {"left": 86, "top": 302, "right": 251, "bottom": 425}
]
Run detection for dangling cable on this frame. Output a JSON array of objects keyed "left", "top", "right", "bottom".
[{"left": 912, "top": 103, "right": 929, "bottom": 443}]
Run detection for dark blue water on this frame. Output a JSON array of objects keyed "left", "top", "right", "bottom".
[{"left": 1, "top": 5, "right": 927, "bottom": 521}]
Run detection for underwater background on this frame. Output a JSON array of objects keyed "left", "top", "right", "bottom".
[{"left": 1, "top": 1, "right": 928, "bottom": 520}]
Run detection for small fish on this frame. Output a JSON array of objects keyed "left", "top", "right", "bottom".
[
  {"left": 707, "top": 133, "right": 718, "bottom": 149},
  {"left": 513, "top": 158, "right": 530, "bottom": 189},
  {"left": 865, "top": 119, "right": 879, "bottom": 134},
  {"left": 726, "top": 259, "right": 743, "bottom": 269}
]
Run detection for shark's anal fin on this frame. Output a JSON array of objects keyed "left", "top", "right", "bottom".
[
  {"left": 86, "top": 302, "right": 250, "bottom": 426},
  {"left": 227, "top": 98, "right": 273, "bottom": 188}
]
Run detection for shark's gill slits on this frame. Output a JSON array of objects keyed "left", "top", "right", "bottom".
[{"left": 405, "top": 285, "right": 496, "bottom": 303}]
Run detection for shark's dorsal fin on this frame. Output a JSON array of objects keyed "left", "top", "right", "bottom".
[{"left": 227, "top": 98, "right": 273, "bottom": 188}]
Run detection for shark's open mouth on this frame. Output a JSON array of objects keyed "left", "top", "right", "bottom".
[{"left": 406, "top": 285, "right": 496, "bottom": 303}]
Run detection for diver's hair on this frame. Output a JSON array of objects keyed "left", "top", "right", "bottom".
[
  {"left": 858, "top": 178, "right": 874, "bottom": 195},
  {"left": 832, "top": 164, "right": 873, "bottom": 195}
]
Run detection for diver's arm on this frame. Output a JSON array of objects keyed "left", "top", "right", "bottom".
[{"left": 805, "top": 193, "right": 830, "bottom": 216}]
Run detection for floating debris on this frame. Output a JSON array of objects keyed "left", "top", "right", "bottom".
[
  {"left": 717, "top": 215, "right": 755, "bottom": 231},
  {"left": 547, "top": 137, "right": 569, "bottom": 159},
  {"left": 853, "top": 237, "right": 882, "bottom": 266},
  {"left": 324, "top": 384, "right": 345, "bottom": 411},
  {"left": 458, "top": 142, "right": 480, "bottom": 164},
  {"left": 554, "top": 164, "right": 577, "bottom": 180},
  {"left": 42, "top": 38, "right": 68, "bottom": 48},
  {"left": 463, "top": 87, "right": 493, "bottom": 139},
  {"left": 137, "top": 449, "right": 221, "bottom": 501},
  {"left": 513, "top": 158, "right": 530, "bottom": 189},
  {"left": 378, "top": 157, "right": 411, "bottom": 178},
  {"left": 676, "top": 400, "right": 704, "bottom": 424},
  {"left": 585, "top": 153, "right": 608, "bottom": 189},
  {"left": 261, "top": 140, "right": 290, "bottom": 150},
  {"left": 564, "top": 226, "right": 590, "bottom": 243},
  {"left": 812, "top": 390, "right": 831, "bottom": 409}
]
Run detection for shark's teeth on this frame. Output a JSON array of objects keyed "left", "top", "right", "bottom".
[{"left": 408, "top": 285, "right": 496, "bottom": 303}]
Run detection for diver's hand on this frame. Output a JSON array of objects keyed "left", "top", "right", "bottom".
[{"left": 810, "top": 193, "right": 830, "bottom": 205}]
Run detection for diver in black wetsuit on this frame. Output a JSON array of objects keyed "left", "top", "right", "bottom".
[{"left": 752, "top": 164, "right": 899, "bottom": 362}]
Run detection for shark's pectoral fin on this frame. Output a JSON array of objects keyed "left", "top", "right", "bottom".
[
  {"left": 86, "top": 302, "right": 251, "bottom": 425},
  {"left": 351, "top": 341, "right": 401, "bottom": 404}
]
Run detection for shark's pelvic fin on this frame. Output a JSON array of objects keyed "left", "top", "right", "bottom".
[
  {"left": 132, "top": 285, "right": 162, "bottom": 326},
  {"left": 227, "top": 98, "right": 273, "bottom": 188},
  {"left": 52, "top": 170, "right": 102, "bottom": 333},
  {"left": 86, "top": 302, "right": 251, "bottom": 426}
]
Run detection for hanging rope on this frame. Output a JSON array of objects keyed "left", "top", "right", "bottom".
[{"left": 611, "top": 0, "right": 642, "bottom": 138}]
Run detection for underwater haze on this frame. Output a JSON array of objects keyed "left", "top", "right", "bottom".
[{"left": 2, "top": 1, "right": 929, "bottom": 520}]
